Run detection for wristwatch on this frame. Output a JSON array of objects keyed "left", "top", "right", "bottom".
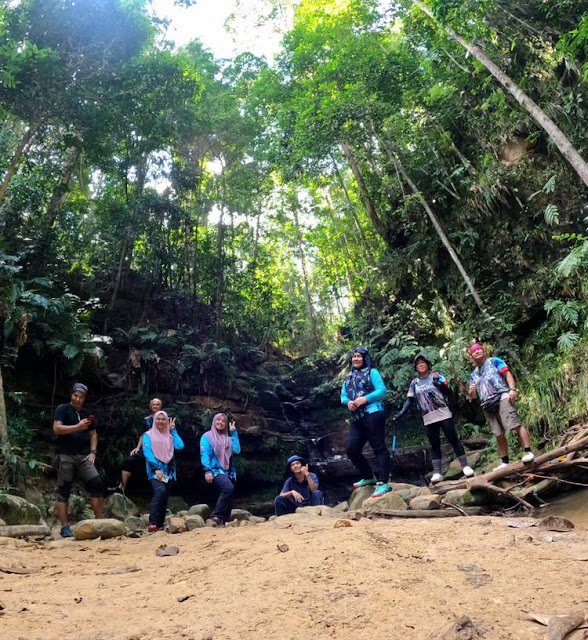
[{"left": 90, "top": 449, "right": 98, "bottom": 454}]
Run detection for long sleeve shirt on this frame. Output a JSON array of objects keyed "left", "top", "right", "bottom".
[
  {"left": 341, "top": 368, "right": 386, "bottom": 415},
  {"left": 200, "top": 431, "right": 241, "bottom": 480},
  {"left": 143, "top": 429, "right": 184, "bottom": 481}
]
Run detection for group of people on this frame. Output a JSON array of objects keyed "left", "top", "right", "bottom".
[
  {"left": 340, "top": 342, "right": 534, "bottom": 496},
  {"left": 51, "top": 340, "right": 533, "bottom": 536}
]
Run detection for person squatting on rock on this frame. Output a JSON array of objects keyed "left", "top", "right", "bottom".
[
  {"left": 143, "top": 410, "right": 184, "bottom": 532},
  {"left": 200, "top": 413, "right": 241, "bottom": 526},
  {"left": 341, "top": 346, "right": 391, "bottom": 498},
  {"left": 274, "top": 455, "right": 324, "bottom": 516},
  {"left": 394, "top": 354, "right": 474, "bottom": 484},
  {"left": 110, "top": 398, "right": 174, "bottom": 494},
  {"left": 53, "top": 383, "right": 104, "bottom": 538},
  {"left": 467, "top": 343, "right": 534, "bottom": 470}
]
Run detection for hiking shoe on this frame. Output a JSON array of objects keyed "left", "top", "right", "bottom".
[
  {"left": 521, "top": 451, "right": 535, "bottom": 463},
  {"left": 353, "top": 478, "right": 377, "bottom": 489},
  {"left": 493, "top": 462, "right": 509, "bottom": 471},
  {"left": 147, "top": 524, "right": 158, "bottom": 533},
  {"left": 371, "top": 483, "right": 391, "bottom": 498},
  {"left": 60, "top": 525, "right": 73, "bottom": 538},
  {"left": 430, "top": 473, "right": 443, "bottom": 484},
  {"left": 462, "top": 466, "right": 475, "bottom": 478}
]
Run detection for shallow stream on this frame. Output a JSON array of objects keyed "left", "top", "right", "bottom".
[{"left": 534, "top": 487, "right": 588, "bottom": 528}]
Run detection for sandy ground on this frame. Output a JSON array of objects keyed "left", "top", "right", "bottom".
[{"left": 1, "top": 515, "right": 587, "bottom": 640}]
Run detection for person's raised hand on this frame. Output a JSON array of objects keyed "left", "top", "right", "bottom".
[
  {"left": 301, "top": 465, "right": 310, "bottom": 477},
  {"left": 170, "top": 418, "right": 176, "bottom": 430},
  {"left": 229, "top": 420, "right": 236, "bottom": 432}
]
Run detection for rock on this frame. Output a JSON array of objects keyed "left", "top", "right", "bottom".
[
  {"left": 167, "top": 496, "right": 189, "bottom": 513},
  {"left": 418, "top": 487, "right": 432, "bottom": 496},
  {"left": 105, "top": 494, "right": 140, "bottom": 520},
  {"left": 0, "top": 524, "right": 51, "bottom": 538},
  {"left": 537, "top": 516, "right": 574, "bottom": 532},
  {"left": 363, "top": 492, "right": 408, "bottom": 515},
  {"left": 0, "top": 494, "right": 42, "bottom": 525},
  {"left": 334, "top": 519, "right": 352, "bottom": 528},
  {"left": 249, "top": 515, "right": 266, "bottom": 524},
  {"left": 205, "top": 519, "right": 217, "bottom": 527},
  {"left": 178, "top": 510, "right": 188, "bottom": 517},
  {"left": 187, "top": 504, "right": 211, "bottom": 520},
  {"left": 444, "top": 452, "right": 482, "bottom": 480},
  {"left": 409, "top": 495, "right": 441, "bottom": 510},
  {"left": 22, "top": 486, "right": 47, "bottom": 513},
  {"left": 277, "top": 543, "right": 289, "bottom": 552},
  {"left": 185, "top": 515, "right": 205, "bottom": 531},
  {"left": 0, "top": 519, "right": 5, "bottom": 527},
  {"left": 295, "top": 506, "right": 323, "bottom": 516},
  {"left": 124, "top": 516, "right": 145, "bottom": 533},
  {"left": 442, "top": 489, "right": 494, "bottom": 508},
  {"left": 390, "top": 482, "right": 420, "bottom": 492},
  {"left": 426, "top": 614, "right": 490, "bottom": 639},
  {"left": 343, "top": 509, "right": 365, "bottom": 521},
  {"left": 225, "top": 519, "right": 239, "bottom": 527},
  {"left": 68, "top": 495, "right": 90, "bottom": 520},
  {"left": 396, "top": 487, "right": 421, "bottom": 502},
  {"left": 229, "top": 509, "right": 251, "bottom": 522},
  {"left": 74, "top": 519, "right": 126, "bottom": 540},
  {"left": 332, "top": 501, "right": 348, "bottom": 512},
  {"left": 348, "top": 486, "right": 376, "bottom": 510},
  {"left": 239, "top": 519, "right": 250, "bottom": 526},
  {"left": 166, "top": 517, "right": 187, "bottom": 534},
  {"left": 156, "top": 545, "right": 179, "bottom": 557}
]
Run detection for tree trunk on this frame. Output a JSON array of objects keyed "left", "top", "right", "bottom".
[
  {"left": 45, "top": 146, "right": 81, "bottom": 227},
  {"left": 392, "top": 153, "right": 487, "bottom": 313},
  {"left": 0, "top": 365, "right": 8, "bottom": 446},
  {"left": 292, "top": 205, "right": 320, "bottom": 349},
  {"left": 340, "top": 142, "right": 389, "bottom": 243},
  {"left": 415, "top": 2, "right": 588, "bottom": 188},
  {"left": 0, "top": 125, "right": 37, "bottom": 208},
  {"left": 215, "top": 208, "right": 225, "bottom": 341}
]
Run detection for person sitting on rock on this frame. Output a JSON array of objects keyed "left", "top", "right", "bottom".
[
  {"left": 467, "top": 343, "right": 534, "bottom": 470},
  {"left": 143, "top": 410, "right": 184, "bottom": 533},
  {"left": 200, "top": 413, "right": 241, "bottom": 527},
  {"left": 394, "top": 353, "right": 474, "bottom": 484},
  {"left": 53, "top": 383, "right": 104, "bottom": 538},
  {"left": 109, "top": 398, "right": 173, "bottom": 494},
  {"left": 275, "top": 455, "right": 324, "bottom": 516}
]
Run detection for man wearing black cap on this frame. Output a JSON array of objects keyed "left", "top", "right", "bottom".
[
  {"left": 53, "top": 383, "right": 104, "bottom": 537},
  {"left": 274, "top": 455, "right": 324, "bottom": 516}
]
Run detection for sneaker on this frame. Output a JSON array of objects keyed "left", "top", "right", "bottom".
[
  {"left": 462, "top": 466, "right": 475, "bottom": 478},
  {"left": 371, "top": 483, "right": 392, "bottom": 498},
  {"left": 521, "top": 451, "right": 535, "bottom": 463},
  {"left": 353, "top": 478, "right": 377, "bottom": 489},
  {"left": 492, "top": 462, "right": 509, "bottom": 471},
  {"left": 430, "top": 473, "right": 443, "bottom": 484},
  {"left": 147, "top": 524, "right": 158, "bottom": 533},
  {"left": 60, "top": 525, "right": 73, "bottom": 538}
]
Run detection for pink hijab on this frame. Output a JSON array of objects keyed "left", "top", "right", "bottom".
[
  {"left": 147, "top": 411, "right": 175, "bottom": 464},
  {"left": 204, "top": 413, "right": 232, "bottom": 470}
]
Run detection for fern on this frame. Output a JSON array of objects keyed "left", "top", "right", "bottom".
[
  {"left": 544, "top": 203, "right": 559, "bottom": 225},
  {"left": 557, "top": 332, "right": 579, "bottom": 351}
]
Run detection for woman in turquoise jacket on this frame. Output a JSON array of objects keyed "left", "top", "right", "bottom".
[
  {"left": 341, "top": 346, "right": 391, "bottom": 498},
  {"left": 200, "top": 413, "right": 241, "bottom": 526},
  {"left": 143, "top": 410, "right": 184, "bottom": 532}
]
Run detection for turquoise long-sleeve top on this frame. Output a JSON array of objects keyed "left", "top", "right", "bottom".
[
  {"left": 341, "top": 368, "right": 386, "bottom": 415},
  {"left": 143, "top": 429, "right": 184, "bottom": 481},
  {"left": 200, "top": 431, "right": 241, "bottom": 481}
]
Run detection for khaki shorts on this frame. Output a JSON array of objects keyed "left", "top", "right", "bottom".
[
  {"left": 484, "top": 393, "right": 522, "bottom": 436},
  {"left": 56, "top": 454, "right": 100, "bottom": 501}
]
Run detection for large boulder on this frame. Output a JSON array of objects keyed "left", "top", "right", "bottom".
[
  {"left": 0, "top": 494, "right": 42, "bottom": 525},
  {"left": 409, "top": 495, "right": 441, "bottom": 510},
  {"left": 105, "top": 493, "right": 140, "bottom": 520},
  {"left": 187, "top": 504, "right": 211, "bottom": 520},
  {"left": 363, "top": 492, "right": 408, "bottom": 515},
  {"left": 185, "top": 515, "right": 205, "bottom": 530},
  {"left": 442, "top": 488, "right": 495, "bottom": 508},
  {"left": 348, "top": 486, "right": 376, "bottom": 510},
  {"left": 395, "top": 486, "right": 422, "bottom": 502},
  {"left": 74, "top": 519, "right": 126, "bottom": 540}
]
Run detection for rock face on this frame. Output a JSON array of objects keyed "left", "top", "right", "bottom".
[
  {"left": 187, "top": 504, "right": 211, "bottom": 520},
  {"left": 105, "top": 494, "right": 140, "bottom": 520},
  {"left": 74, "top": 519, "right": 126, "bottom": 540},
  {"left": 363, "top": 492, "right": 408, "bottom": 515},
  {"left": 0, "top": 494, "right": 42, "bottom": 525}
]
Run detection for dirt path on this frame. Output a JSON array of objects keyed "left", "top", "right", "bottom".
[{"left": 1, "top": 516, "right": 586, "bottom": 640}]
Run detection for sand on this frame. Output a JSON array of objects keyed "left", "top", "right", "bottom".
[{"left": 1, "top": 515, "right": 587, "bottom": 640}]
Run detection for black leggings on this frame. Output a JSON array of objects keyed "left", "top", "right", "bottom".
[
  {"left": 346, "top": 411, "right": 390, "bottom": 483},
  {"left": 426, "top": 418, "right": 465, "bottom": 460}
]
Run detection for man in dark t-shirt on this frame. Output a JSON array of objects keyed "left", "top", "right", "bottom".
[
  {"left": 275, "top": 455, "right": 324, "bottom": 516},
  {"left": 53, "top": 383, "right": 104, "bottom": 537}
]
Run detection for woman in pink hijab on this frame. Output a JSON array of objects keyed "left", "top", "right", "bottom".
[
  {"left": 200, "top": 413, "right": 241, "bottom": 526},
  {"left": 143, "top": 410, "right": 184, "bottom": 532}
]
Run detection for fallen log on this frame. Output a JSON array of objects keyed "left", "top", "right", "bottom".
[
  {"left": 372, "top": 507, "right": 485, "bottom": 518},
  {"left": 0, "top": 525, "right": 50, "bottom": 538}
]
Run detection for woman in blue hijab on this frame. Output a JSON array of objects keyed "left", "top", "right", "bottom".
[{"left": 341, "top": 346, "right": 391, "bottom": 498}]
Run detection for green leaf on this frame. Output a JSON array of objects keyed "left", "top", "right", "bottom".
[
  {"left": 544, "top": 204, "right": 559, "bottom": 226},
  {"left": 63, "top": 344, "right": 80, "bottom": 359}
]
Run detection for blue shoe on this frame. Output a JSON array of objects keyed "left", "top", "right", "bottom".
[
  {"left": 60, "top": 525, "right": 74, "bottom": 538},
  {"left": 353, "top": 478, "right": 377, "bottom": 489},
  {"left": 372, "top": 483, "right": 392, "bottom": 498}
]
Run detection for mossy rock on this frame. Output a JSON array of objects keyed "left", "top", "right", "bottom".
[
  {"left": 443, "top": 452, "right": 483, "bottom": 480},
  {"left": 187, "top": 504, "right": 211, "bottom": 520},
  {"left": 442, "top": 488, "right": 495, "bottom": 508},
  {"left": 348, "top": 486, "right": 376, "bottom": 510},
  {"left": 105, "top": 493, "right": 140, "bottom": 520},
  {"left": 0, "top": 494, "right": 42, "bottom": 525},
  {"left": 363, "top": 492, "right": 408, "bottom": 515}
]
